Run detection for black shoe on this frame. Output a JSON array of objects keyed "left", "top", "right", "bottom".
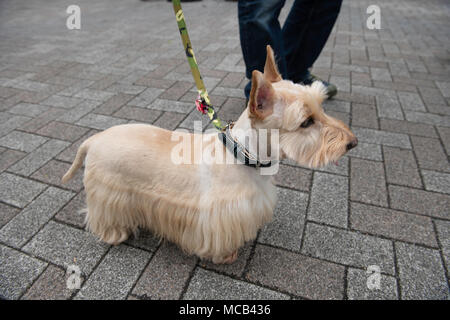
[{"left": 299, "top": 73, "right": 337, "bottom": 99}]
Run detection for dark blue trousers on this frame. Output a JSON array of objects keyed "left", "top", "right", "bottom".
[{"left": 238, "top": 0, "right": 342, "bottom": 98}]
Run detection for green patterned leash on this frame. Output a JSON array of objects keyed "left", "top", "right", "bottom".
[{"left": 171, "top": 0, "right": 226, "bottom": 131}]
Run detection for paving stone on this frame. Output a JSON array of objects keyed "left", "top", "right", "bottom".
[
  {"left": 219, "top": 72, "right": 245, "bottom": 88},
  {"left": 373, "top": 80, "right": 417, "bottom": 93},
  {"left": 0, "top": 149, "right": 26, "bottom": 172},
  {"left": 1, "top": 0, "right": 449, "bottom": 300},
  {"left": 217, "top": 97, "right": 246, "bottom": 122},
  {"left": 134, "top": 77, "right": 175, "bottom": 89},
  {"left": 152, "top": 111, "right": 186, "bottom": 130},
  {"left": 76, "top": 113, "right": 128, "bottom": 130},
  {"left": 389, "top": 185, "right": 450, "bottom": 220},
  {"left": 9, "top": 102, "right": 49, "bottom": 117},
  {"left": 0, "top": 113, "right": 14, "bottom": 126},
  {"left": 247, "top": 244, "right": 344, "bottom": 299},
  {"left": 376, "top": 95, "right": 404, "bottom": 120},
  {"left": 8, "top": 139, "right": 70, "bottom": 176},
  {"left": 330, "top": 75, "right": 350, "bottom": 92},
  {"left": 212, "top": 86, "right": 246, "bottom": 99},
  {"left": 37, "top": 121, "right": 89, "bottom": 142},
  {"left": 147, "top": 99, "right": 194, "bottom": 114},
  {"left": 434, "top": 220, "right": 450, "bottom": 271},
  {"left": 347, "top": 142, "right": 382, "bottom": 161},
  {"left": 57, "top": 100, "right": 102, "bottom": 124},
  {"left": 75, "top": 245, "right": 151, "bottom": 300},
  {"left": 396, "top": 242, "right": 449, "bottom": 300},
  {"left": 393, "top": 76, "right": 436, "bottom": 89},
  {"left": 380, "top": 119, "right": 437, "bottom": 138},
  {"left": 0, "top": 115, "right": 31, "bottom": 136},
  {"left": 128, "top": 87, "right": 164, "bottom": 107},
  {"left": 398, "top": 92, "right": 426, "bottom": 112},
  {"left": 0, "top": 186, "right": 74, "bottom": 248},
  {"left": 0, "top": 245, "right": 47, "bottom": 299},
  {"left": 350, "top": 202, "right": 437, "bottom": 247},
  {"left": 55, "top": 129, "right": 99, "bottom": 163},
  {"left": 347, "top": 267, "right": 398, "bottom": 300},
  {"left": 113, "top": 106, "right": 162, "bottom": 123},
  {"left": 258, "top": 187, "right": 308, "bottom": 251},
  {"left": 421, "top": 170, "right": 450, "bottom": 194},
  {"left": 327, "top": 110, "right": 350, "bottom": 125},
  {"left": 65, "top": 69, "right": 107, "bottom": 82},
  {"left": 105, "top": 83, "right": 146, "bottom": 95},
  {"left": 282, "top": 156, "right": 349, "bottom": 176},
  {"left": 22, "top": 221, "right": 109, "bottom": 275},
  {"left": 350, "top": 158, "right": 388, "bottom": 207},
  {"left": 383, "top": 146, "right": 422, "bottom": 188},
  {"left": 31, "top": 160, "right": 83, "bottom": 191},
  {"left": 0, "top": 172, "right": 47, "bottom": 208},
  {"left": 19, "top": 107, "right": 65, "bottom": 133},
  {"left": 435, "top": 81, "right": 450, "bottom": 98},
  {"left": 54, "top": 190, "right": 86, "bottom": 228},
  {"left": 437, "top": 126, "right": 450, "bottom": 156},
  {"left": 411, "top": 136, "right": 449, "bottom": 172},
  {"left": 371, "top": 68, "right": 392, "bottom": 82},
  {"left": 351, "top": 103, "right": 378, "bottom": 129},
  {"left": 302, "top": 223, "right": 395, "bottom": 275},
  {"left": 0, "top": 87, "right": 19, "bottom": 98},
  {"left": 21, "top": 265, "right": 74, "bottom": 300},
  {"left": 45, "top": 76, "right": 81, "bottom": 88},
  {"left": 94, "top": 93, "right": 135, "bottom": 115},
  {"left": 419, "top": 87, "right": 447, "bottom": 106},
  {"left": 405, "top": 111, "right": 450, "bottom": 127},
  {"left": 0, "top": 202, "right": 20, "bottom": 229},
  {"left": 117, "top": 70, "right": 148, "bottom": 86},
  {"left": 40, "top": 95, "right": 83, "bottom": 109},
  {"left": 308, "top": 172, "right": 348, "bottom": 228},
  {"left": 185, "top": 267, "right": 289, "bottom": 300},
  {"left": 6, "top": 79, "right": 55, "bottom": 93},
  {"left": 315, "top": 156, "right": 349, "bottom": 176},
  {"left": 352, "top": 127, "right": 411, "bottom": 148},
  {"left": 351, "top": 72, "right": 371, "bottom": 87},
  {"left": 132, "top": 242, "right": 196, "bottom": 300},
  {"left": 73, "top": 88, "right": 115, "bottom": 102},
  {"left": 0, "top": 130, "right": 47, "bottom": 152},
  {"left": 178, "top": 108, "right": 211, "bottom": 131},
  {"left": 159, "top": 81, "right": 193, "bottom": 101},
  {"left": 427, "top": 104, "right": 450, "bottom": 116},
  {"left": 274, "top": 164, "right": 311, "bottom": 192},
  {"left": 323, "top": 99, "right": 351, "bottom": 113},
  {"left": 214, "top": 54, "right": 246, "bottom": 73}
]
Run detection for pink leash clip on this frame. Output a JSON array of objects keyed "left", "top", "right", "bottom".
[{"left": 195, "top": 95, "right": 207, "bottom": 114}]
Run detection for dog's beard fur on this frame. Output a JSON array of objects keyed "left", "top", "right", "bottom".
[{"left": 62, "top": 46, "right": 356, "bottom": 264}]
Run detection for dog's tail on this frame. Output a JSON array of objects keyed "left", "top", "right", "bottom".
[{"left": 61, "top": 139, "right": 90, "bottom": 183}]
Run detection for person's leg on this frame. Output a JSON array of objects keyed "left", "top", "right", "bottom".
[
  {"left": 238, "top": 0, "right": 286, "bottom": 99},
  {"left": 282, "top": 0, "right": 342, "bottom": 83}
]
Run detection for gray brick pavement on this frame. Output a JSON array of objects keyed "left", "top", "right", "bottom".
[{"left": 0, "top": 0, "right": 448, "bottom": 300}]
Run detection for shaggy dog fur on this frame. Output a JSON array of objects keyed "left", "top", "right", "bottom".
[{"left": 62, "top": 46, "right": 357, "bottom": 264}]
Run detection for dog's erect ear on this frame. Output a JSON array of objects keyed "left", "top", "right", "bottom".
[
  {"left": 264, "top": 45, "right": 282, "bottom": 83},
  {"left": 249, "top": 70, "right": 275, "bottom": 119}
]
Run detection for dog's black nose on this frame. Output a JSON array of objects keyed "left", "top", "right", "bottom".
[{"left": 346, "top": 138, "right": 358, "bottom": 151}]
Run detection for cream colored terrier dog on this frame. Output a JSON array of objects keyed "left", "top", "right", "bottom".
[{"left": 62, "top": 46, "right": 357, "bottom": 264}]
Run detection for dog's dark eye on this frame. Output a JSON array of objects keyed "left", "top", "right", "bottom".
[{"left": 300, "top": 117, "right": 314, "bottom": 128}]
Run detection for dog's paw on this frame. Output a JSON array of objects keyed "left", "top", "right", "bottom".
[{"left": 218, "top": 251, "right": 238, "bottom": 264}]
